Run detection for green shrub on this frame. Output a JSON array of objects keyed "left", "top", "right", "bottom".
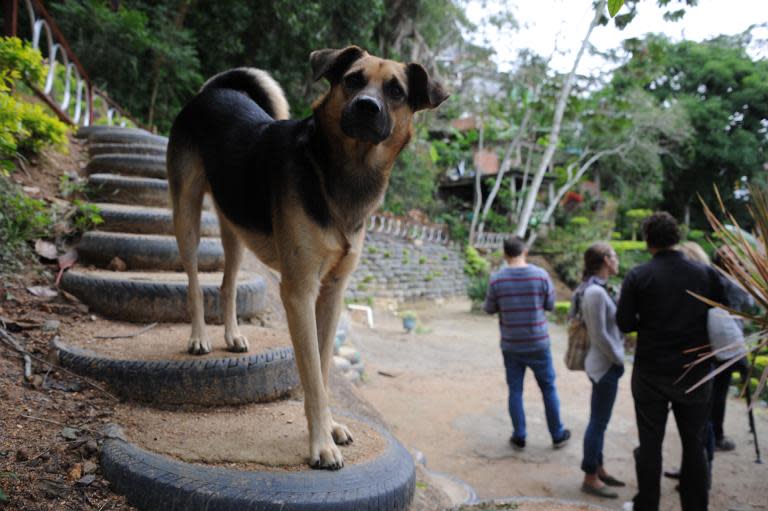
[
  {"left": 418, "top": 256, "right": 427, "bottom": 264},
  {"left": 611, "top": 231, "right": 623, "bottom": 240},
  {"left": 0, "top": 179, "right": 53, "bottom": 269},
  {"left": 467, "top": 273, "right": 489, "bottom": 304},
  {"left": 753, "top": 355, "right": 768, "bottom": 376},
  {"left": 464, "top": 245, "right": 490, "bottom": 277},
  {"left": 367, "top": 245, "right": 378, "bottom": 254},
  {"left": 71, "top": 200, "right": 103, "bottom": 233},
  {"left": 552, "top": 301, "right": 571, "bottom": 323},
  {"left": 569, "top": 216, "right": 589, "bottom": 227}
]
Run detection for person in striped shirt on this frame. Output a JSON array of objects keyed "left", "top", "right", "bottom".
[{"left": 484, "top": 236, "right": 571, "bottom": 450}]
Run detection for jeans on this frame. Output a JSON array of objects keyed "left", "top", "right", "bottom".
[
  {"left": 632, "top": 367, "right": 712, "bottom": 511},
  {"left": 502, "top": 349, "right": 566, "bottom": 442},
  {"left": 581, "top": 364, "right": 624, "bottom": 474}
]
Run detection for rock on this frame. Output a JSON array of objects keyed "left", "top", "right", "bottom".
[
  {"left": 42, "top": 319, "right": 60, "bottom": 333},
  {"left": 333, "top": 356, "right": 351, "bottom": 371},
  {"left": 15, "top": 447, "right": 31, "bottom": 462},
  {"left": 108, "top": 256, "right": 127, "bottom": 271},
  {"left": 36, "top": 479, "right": 68, "bottom": 499},
  {"left": 338, "top": 345, "right": 361, "bottom": 364},
  {"left": 83, "top": 440, "right": 98, "bottom": 456},
  {"left": 82, "top": 460, "right": 97, "bottom": 474}
]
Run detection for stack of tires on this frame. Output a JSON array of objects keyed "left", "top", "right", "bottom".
[{"left": 54, "top": 126, "right": 415, "bottom": 511}]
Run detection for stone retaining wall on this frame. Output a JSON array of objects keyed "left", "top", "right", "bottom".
[{"left": 346, "top": 232, "right": 468, "bottom": 302}]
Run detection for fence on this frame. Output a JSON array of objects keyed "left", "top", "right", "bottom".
[{"left": 3, "top": 0, "right": 141, "bottom": 128}]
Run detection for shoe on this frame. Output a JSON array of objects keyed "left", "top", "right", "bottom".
[
  {"left": 553, "top": 429, "right": 571, "bottom": 449},
  {"left": 715, "top": 437, "right": 736, "bottom": 451},
  {"left": 598, "top": 473, "right": 626, "bottom": 487},
  {"left": 509, "top": 436, "right": 526, "bottom": 451},
  {"left": 663, "top": 468, "right": 681, "bottom": 480},
  {"left": 622, "top": 502, "right": 634, "bottom": 511},
  {"left": 580, "top": 482, "right": 618, "bottom": 499}
]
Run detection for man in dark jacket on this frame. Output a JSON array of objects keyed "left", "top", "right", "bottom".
[{"left": 617, "top": 212, "right": 725, "bottom": 511}]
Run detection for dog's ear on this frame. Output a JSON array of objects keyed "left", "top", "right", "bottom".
[
  {"left": 310, "top": 46, "right": 366, "bottom": 83},
  {"left": 406, "top": 63, "right": 449, "bottom": 112}
]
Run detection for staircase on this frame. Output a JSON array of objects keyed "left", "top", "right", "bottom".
[{"left": 53, "top": 126, "right": 415, "bottom": 510}]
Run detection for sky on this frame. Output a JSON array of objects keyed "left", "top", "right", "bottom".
[{"left": 465, "top": 0, "right": 768, "bottom": 75}]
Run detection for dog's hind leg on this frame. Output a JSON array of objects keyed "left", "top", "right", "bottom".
[
  {"left": 169, "top": 155, "right": 211, "bottom": 355},
  {"left": 217, "top": 216, "right": 249, "bottom": 352}
]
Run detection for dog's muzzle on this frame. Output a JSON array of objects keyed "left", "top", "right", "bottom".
[{"left": 341, "top": 95, "right": 391, "bottom": 144}]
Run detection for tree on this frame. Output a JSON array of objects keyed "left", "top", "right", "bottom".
[{"left": 612, "top": 34, "right": 768, "bottom": 226}]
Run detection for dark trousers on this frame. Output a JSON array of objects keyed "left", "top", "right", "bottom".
[
  {"left": 581, "top": 364, "right": 624, "bottom": 474},
  {"left": 632, "top": 367, "right": 712, "bottom": 511}
]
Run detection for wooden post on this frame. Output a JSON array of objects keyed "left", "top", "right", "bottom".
[{"left": 3, "top": 0, "right": 18, "bottom": 37}]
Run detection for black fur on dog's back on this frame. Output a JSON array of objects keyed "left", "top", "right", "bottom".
[
  {"left": 168, "top": 69, "right": 330, "bottom": 236},
  {"left": 200, "top": 68, "right": 290, "bottom": 121}
]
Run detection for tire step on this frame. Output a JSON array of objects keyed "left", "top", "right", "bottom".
[
  {"left": 76, "top": 232, "right": 224, "bottom": 271},
  {"left": 94, "top": 203, "right": 219, "bottom": 236},
  {"left": 87, "top": 130, "right": 168, "bottom": 147},
  {"left": 97, "top": 408, "right": 414, "bottom": 510},
  {"left": 60, "top": 269, "right": 265, "bottom": 323},
  {"left": 86, "top": 154, "right": 166, "bottom": 179},
  {"left": 76, "top": 126, "right": 151, "bottom": 140},
  {"left": 52, "top": 330, "right": 298, "bottom": 405},
  {"left": 88, "top": 173, "right": 169, "bottom": 207},
  {"left": 89, "top": 143, "right": 167, "bottom": 158}
]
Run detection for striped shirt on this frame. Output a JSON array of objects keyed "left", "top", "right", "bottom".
[{"left": 484, "top": 263, "right": 556, "bottom": 353}]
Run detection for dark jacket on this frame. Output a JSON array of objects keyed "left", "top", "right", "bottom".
[{"left": 616, "top": 249, "right": 725, "bottom": 379}]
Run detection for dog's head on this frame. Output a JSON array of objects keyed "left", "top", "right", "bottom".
[{"left": 311, "top": 46, "right": 448, "bottom": 145}]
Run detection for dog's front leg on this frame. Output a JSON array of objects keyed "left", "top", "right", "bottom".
[
  {"left": 281, "top": 278, "right": 344, "bottom": 470},
  {"left": 316, "top": 233, "right": 363, "bottom": 446}
]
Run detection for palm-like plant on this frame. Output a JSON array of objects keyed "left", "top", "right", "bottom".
[{"left": 683, "top": 186, "right": 768, "bottom": 405}]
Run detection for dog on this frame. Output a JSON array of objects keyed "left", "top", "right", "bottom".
[{"left": 167, "top": 45, "right": 447, "bottom": 470}]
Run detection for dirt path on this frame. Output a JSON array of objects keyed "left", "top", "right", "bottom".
[{"left": 354, "top": 298, "right": 768, "bottom": 510}]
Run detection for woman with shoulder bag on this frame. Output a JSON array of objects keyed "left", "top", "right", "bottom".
[{"left": 575, "top": 242, "right": 626, "bottom": 499}]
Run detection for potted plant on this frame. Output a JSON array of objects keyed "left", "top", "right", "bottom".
[{"left": 401, "top": 310, "right": 417, "bottom": 333}]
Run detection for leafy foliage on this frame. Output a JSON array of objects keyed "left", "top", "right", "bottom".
[
  {"left": 0, "top": 37, "right": 68, "bottom": 173},
  {"left": 0, "top": 178, "right": 53, "bottom": 270}
]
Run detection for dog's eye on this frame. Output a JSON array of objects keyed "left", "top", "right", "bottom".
[
  {"left": 344, "top": 73, "right": 366, "bottom": 90},
  {"left": 387, "top": 83, "right": 405, "bottom": 100}
]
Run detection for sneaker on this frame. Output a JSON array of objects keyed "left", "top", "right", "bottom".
[
  {"left": 622, "top": 502, "right": 634, "bottom": 511},
  {"left": 553, "top": 429, "right": 571, "bottom": 449},
  {"left": 509, "top": 436, "right": 526, "bottom": 451},
  {"left": 715, "top": 436, "right": 736, "bottom": 451}
]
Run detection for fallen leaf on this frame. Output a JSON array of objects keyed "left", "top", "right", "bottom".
[
  {"left": 57, "top": 249, "right": 77, "bottom": 270},
  {"left": 76, "top": 474, "right": 96, "bottom": 486},
  {"left": 68, "top": 463, "right": 82, "bottom": 481},
  {"left": 60, "top": 427, "right": 79, "bottom": 441},
  {"left": 35, "top": 240, "right": 58, "bottom": 261},
  {"left": 27, "top": 286, "right": 58, "bottom": 298}
]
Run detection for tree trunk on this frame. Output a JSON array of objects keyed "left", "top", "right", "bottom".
[
  {"left": 514, "top": 0, "right": 606, "bottom": 242},
  {"left": 468, "top": 121, "right": 485, "bottom": 245}
]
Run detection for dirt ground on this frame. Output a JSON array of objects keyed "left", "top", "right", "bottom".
[{"left": 354, "top": 298, "right": 768, "bottom": 511}]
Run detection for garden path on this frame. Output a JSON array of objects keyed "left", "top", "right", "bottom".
[{"left": 354, "top": 298, "right": 768, "bottom": 510}]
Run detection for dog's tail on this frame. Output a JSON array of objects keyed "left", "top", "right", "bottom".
[{"left": 201, "top": 68, "right": 290, "bottom": 121}]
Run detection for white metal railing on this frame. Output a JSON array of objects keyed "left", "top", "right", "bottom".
[
  {"left": 473, "top": 231, "right": 508, "bottom": 249},
  {"left": 366, "top": 215, "right": 455, "bottom": 246}
]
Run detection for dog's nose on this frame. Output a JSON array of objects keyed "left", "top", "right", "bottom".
[{"left": 355, "top": 96, "right": 382, "bottom": 115}]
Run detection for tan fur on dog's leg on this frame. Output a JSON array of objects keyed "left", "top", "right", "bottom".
[
  {"left": 169, "top": 155, "right": 211, "bottom": 355},
  {"left": 281, "top": 277, "right": 344, "bottom": 469},
  {"left": 315, "top": 232, "right": 364, "bottom": 445},
  {"left": 217, "top": 215, "right": 249, "bottom": 352}
]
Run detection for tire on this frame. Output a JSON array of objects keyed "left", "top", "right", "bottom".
[
  {"left": 94, "top": 203, "right": 219, "bottom": 236},
  {"left": 88, "top": 173, "right": 170, "bottom": 207},
  {"left": 89, "top": 143, "right": 167, "bottom": 158},
  {"left": 76, "top": 232, "right": 224, "bottom": 271},
  {"left": 88, "top": 130, "right": 168, "bottom": 147},
  {"left": 60, "top": 270, "right": 266, "bottom": 323},
  {"left": 52, "top": 338, "right": 299, "bottom": 406},
  {"left": 100, "top": 420, "right": 415, "bottom": 511},
  {"left": 76, "top": 126, "right": 151, "bottom": 140},
  {"left": 86, "top": 154, "right": 167, "bottom": 179}
]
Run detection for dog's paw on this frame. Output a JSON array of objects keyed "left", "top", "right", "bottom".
[
  {"left": 187, "top": 336, "right": 212, "bottom": 355},
  {"left": 225, "top": 332, "right": 249, "bottom": 353},
  {"left": 331, "top": 421, "right": 353, "bottom": 445},
  {"left": 309, "top": 441, "right": 344, "bottom": 471}
]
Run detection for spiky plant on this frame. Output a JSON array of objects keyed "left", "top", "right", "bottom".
[{"left": 682, "top": 186, "right": 768, "bottom": 405}]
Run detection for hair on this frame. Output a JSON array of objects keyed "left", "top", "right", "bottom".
[
  {"left": 503, "top": 237, "right": 527, "bottom": 258},
  {"left": 676, "top": 241, "right": 711, "bottom": 265},
  {"left": 642, "top": 211, "right": 680, "bottom": 249},
  {"left": 583, "top": 242, "right": 613, "bottom": 280}
]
